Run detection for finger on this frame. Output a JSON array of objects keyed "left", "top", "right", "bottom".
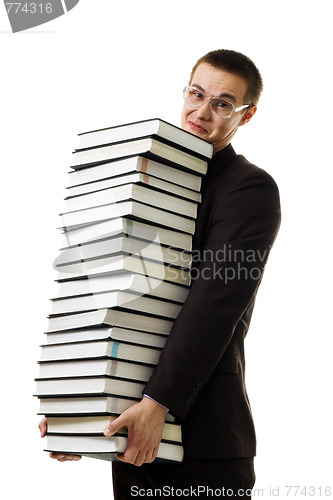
[
  {"left": 49, "top": 452, "right": 65, "bottom": 460},
  {"left": 132, "top": 450, "right": 149, "bottom": 467},
  {"left": 116, "top": 445, "right": 139, "bottom": 466},
  {"left": 38, "top": 417, "right": 48, "bottom": 437},
  {"left": 49, "top": 452, "right": 81, "bottom": 462},
  {"left": 122, "top": 444, "right": 147, "bottom": 467},
  {"left": 103, "top": 414, "right": 127, "bottom": 437},
  {"left": 144, "top": 447, "right": 158, "bottom": 464},
  {"left": 65, "top": 455, "right": 81, "bottom": 461}
]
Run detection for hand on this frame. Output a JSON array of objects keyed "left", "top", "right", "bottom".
[
  {"left": 103, "top": 397, "right": 167, "bottom": 467},
  {"left": 38, "top": 417, "right": 81, "bottom": 462}
]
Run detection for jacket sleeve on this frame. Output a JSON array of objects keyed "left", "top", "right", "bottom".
[{"left": 143, "top": 166, "right": 281, "bottom": 420}]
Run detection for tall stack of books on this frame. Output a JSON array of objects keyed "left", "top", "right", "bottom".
[{"left": 35, "top": 118, "right": 213, "bottom": 462}]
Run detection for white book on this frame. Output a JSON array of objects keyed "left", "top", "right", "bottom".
[
  {"left": 38, "top": 395, "right": 139, "bottom": 416},
  {"left": 44, "top": 327, "right": 168, "bottom": 348},
  {"left": 55, "top": 254, "right": 190, "bottom": 286},
  {"left": 61, "top": 218, "right": 193, "bottom": 251},
  {"left": 56, "top": 236, "right": 191, "bottom": 269},
  {"left": 64, "top": 183, "right": 198, "bottom": 218},
  {"left": 68, "top": 156, "right": 202, "bottom": 193},
  {"left": 45, "top": 434, "right": 184, "bottom": 462},
  {"left": 55, "top": 273, "right": 189, "bottom": 304},
  {"left": 38, "top": 396, "right": 175, "bottom": 422},
  {"left": 37, "top": 358, "right": 154, "bottom": 382},
  {"left": 47, "top": 415, "right": 181, "bottom": 443},
  {"left": 47, "top": 309, "right": 173, "bottom": 335},
  {"left": 49, "top": 291, "right": 182, "bottom": 318},
  {"left": 35, "top": 376, "right": 145, "bottom": 399},
  {"left": 38, "top": 396, "right": 175, "bottom": 423},
  {"left": 59, "top": 200, "right": 195, "bottom": 234},
  {"left": 67, "top": 171, "right": 202, "bottom": 203},
  {"left": 76, "top": 118, "right": 213, "bottom": 160},
  {"left": 71, "top": 137, "right": 207, "bottom": 176},
  {"left": 39, "top": 339, "right": 162, "bottom": 365}
]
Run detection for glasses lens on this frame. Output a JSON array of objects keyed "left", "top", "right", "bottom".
[
  {"left": 184, "top": 87, "right": 205, "bottom": 108},
  {"left": 211, "top": 98, "right": 234, "bottom": 118}
]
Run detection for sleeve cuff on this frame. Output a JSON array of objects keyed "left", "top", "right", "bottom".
[{"left": 143, "top": 394, "right": 169, "bottom": 412}]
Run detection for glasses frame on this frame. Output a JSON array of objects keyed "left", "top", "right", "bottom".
[{"left": 183, "top": 85, "right": 250, "bottom": 119}]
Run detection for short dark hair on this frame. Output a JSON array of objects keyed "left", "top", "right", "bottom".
[{"left": 190, "top": 49, "right": 263, "bottom": 106}]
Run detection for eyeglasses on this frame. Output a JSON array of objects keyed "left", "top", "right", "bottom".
[{"left": 183, "top": 85, "right": 250, "bottom": 119}]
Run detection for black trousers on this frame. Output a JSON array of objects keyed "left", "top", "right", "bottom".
[{"left": 112, "top": 457, "right": 255, "bottom": 499}]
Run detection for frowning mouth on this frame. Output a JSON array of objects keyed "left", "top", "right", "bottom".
[{"left": 188, "top": 121, "right": 208, "bottom": 134}]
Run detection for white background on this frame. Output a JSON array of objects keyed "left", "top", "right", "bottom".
[{"left": 1, "top": 1, "right": 332, "bottom": 499}]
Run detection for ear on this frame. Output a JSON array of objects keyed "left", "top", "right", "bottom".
[{"left": 238, "top": 105, "right": 257, "bottom": 127}]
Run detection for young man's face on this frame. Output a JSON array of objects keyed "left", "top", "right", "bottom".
[{"left": 181, "top": 62, "right": 256, "bottom": 153}]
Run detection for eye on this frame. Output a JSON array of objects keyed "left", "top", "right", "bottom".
[
  {"left": 190, "top": 89, "right": 205, "bottom": 100},
  {"left": 216, "top": 99, "right": 229, "bottom": 109}
]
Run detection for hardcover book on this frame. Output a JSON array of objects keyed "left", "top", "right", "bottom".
[
  {"left": 76, "top": 118, "right": 213, "bottom": 160},
  {"left": 71, "top": 137, "right": 208, "bottom": 174},
  {"left": 36, "top": 118, "right": 213, "bottom": 463},
  {"left": 68, "top": 156, "right": 203, "bottom": 193}
]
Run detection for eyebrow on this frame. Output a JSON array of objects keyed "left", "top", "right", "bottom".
[{"left": 192, "top": 84, "right": 237, "bottom": 104}]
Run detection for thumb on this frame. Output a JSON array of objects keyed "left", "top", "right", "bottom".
[{"left": 103, "top": 414, "right": 127, "bottom": 437}]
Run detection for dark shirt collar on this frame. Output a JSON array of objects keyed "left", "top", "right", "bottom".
[
  {"left": 202, "top": 143, "right": 238, "bottom": 188},
  {"left": 209, "top": 143, "right": 237, "bottom": 170}
]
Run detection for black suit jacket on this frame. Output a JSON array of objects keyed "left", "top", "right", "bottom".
[{"left": 144, "top": 144, "right": 281, "bottom": 459}]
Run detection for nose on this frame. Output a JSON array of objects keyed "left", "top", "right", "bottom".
[{"left": 194, "top": 99, "right": 212, "bottom": 120}]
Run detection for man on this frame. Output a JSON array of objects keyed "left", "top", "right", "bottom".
[{"left": 40, "top": 49, "right": 281, "bottom": 498}]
